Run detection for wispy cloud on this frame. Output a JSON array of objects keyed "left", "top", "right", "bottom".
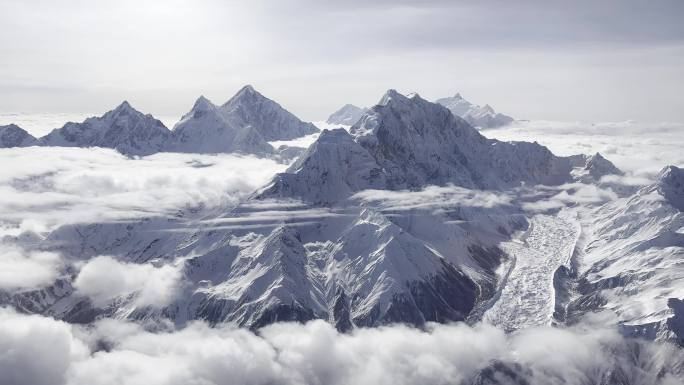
[
  {"left": 352, "top": 185, "right": 513, "bottom": 212},
  {"left": 520, "top": 183, "right": 619, "bottom": 213},
  {"left": 0, "top": 147, "right": 286, "bottom": 236}
]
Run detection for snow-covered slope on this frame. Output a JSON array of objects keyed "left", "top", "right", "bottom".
[
  {"left": 436, "top": 93, "right": 514, "bottom": 129},
  {"left": 259, "top": 128, "right": 387, "bottom": 204},
  {"left": 219, "top": 85, "right": 319, "bottom": 141},
  {"left": 326, "top": 104, "right": 368, "bottom": 126},
  {"left": 0, "top": 124, "right": 37, "bottom": 147},
  {"left": 568, "top": 165, "right": 684, "bottom": 344},
  {"left": 39, "top": 101, "right": 171, "bottom": 156},
  {"left": 6, "top": 195, "right": 514, "bottom": 330},
  {"left": 656, "top": 165, "right": 684, "bottom": 211},
  {"left": 263, "top": 90, "right": 581, "bottom": 204},
  {"left": 174, "top": 199, "right": 518, "bottom": 330},
  {"left": 165, "top": 95, "right": 274, "bottom": 155},
  {"left": 165, "top": 86, "right": 318, "bottom": 156}
]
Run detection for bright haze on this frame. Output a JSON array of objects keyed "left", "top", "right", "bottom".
[{"left": 1, "top": 0, "right": 683, "bottom": 122}]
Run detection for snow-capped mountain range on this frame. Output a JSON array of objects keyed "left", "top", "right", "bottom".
[
  {"left": 326, "top": 92, "right": 514, "bottom": 129},
  {"left": 326, "top": 104, "right": 369, "bottom": 126},
  {"left": 266, "top": 90, "right": 580, "bottom": 206},
  {"left": 435, "top": 93, "right": 514, "bottom": 129},
  {"left": 39, "top": 101, "right": 171, "bottom": 156},
  {"left": 0, "top": 85, "right": 319, "bottom": 158},
  {"left": 1, "top": 88, "right": 682, "bottom": 350}
]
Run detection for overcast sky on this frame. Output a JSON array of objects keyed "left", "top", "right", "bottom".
[{"left": 1, "top": 0, "right": 683, "bottom": 123}]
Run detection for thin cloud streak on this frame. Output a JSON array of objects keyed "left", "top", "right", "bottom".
[{"left": 0, "top": 147, "right": 286, "bottom": 236}]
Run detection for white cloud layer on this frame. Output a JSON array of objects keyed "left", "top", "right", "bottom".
[
  {"left": 73, "top": 256, "right": 181, "bottom": 307},
  {"left": 0, "top": 245, "right": 63, "bottom": 291},
  {"left": 0, "top": 308, "right": 681, "bottom": 385},
  {"left": 0, "top": 147, "right": 286, "bottom": 236},
  {"left": 485, "top": 120, "right": 684, "bottom": 177}
]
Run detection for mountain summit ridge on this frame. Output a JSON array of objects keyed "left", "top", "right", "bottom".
[
  {"left": 436, "top": 92, "right": 514, "bottom": 128},
  {"left": 264, "top": 89, "right": 605, "bottom": 204},
  {"left": 1, "top": 86, "right": 319, "bottom": 157},
  {"left": 39, "top": 101, "right": 171, "bottom": 156}
]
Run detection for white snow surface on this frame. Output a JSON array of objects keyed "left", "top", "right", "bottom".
[
  {"left": 578, "top": 167, "right": 684, "bottom": 330},
  {"left": 484, "top": 211, "right": 580, "bottom": 330}
]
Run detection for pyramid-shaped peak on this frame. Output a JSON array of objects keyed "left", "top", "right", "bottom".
[
  {"left": 0, "top": 123, "right": 37, "bottom": 147},
  {"left": 2, "top": 123, "right": 22, "bottom": 130},
  {"left": 235, "top": 84, "right": 260, "bottom": 98},
  {"left": 192, "top": 95, "right": 216, "bottom": 111},
  {"left": 108, "top": 100, "right": 142, "bottom": 117},
  {"left": 656, "top": 165, "right": 684, "bottom": 211},
  {"left": 224, "top": 84, "right": 269, "bottom": 107},
  {"left": 454, "top": 92, "right": 463, "bottom": 99},
  {"left": 584, "top": 152, "right": 622, "bottom": 178},
  {"left": 116, "top": 100, "right": 132, "bottom": 110},
  {"left": 658, "top": 165, "right": 684, "bottom": 186},
  {"left": 378, "top": 89, "right": 409, "bottom": 106}
]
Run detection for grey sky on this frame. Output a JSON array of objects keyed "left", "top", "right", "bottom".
[{"left": 1, "top": 0, "right": 683, "bottom": 123}]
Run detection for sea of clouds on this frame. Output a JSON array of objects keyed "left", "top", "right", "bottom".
[
  {"left": 485, "top": 120, "right": 684, "bottom": 177},
  {"left": 0, "top": 307, "right": 682, "bottom": 385}
]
